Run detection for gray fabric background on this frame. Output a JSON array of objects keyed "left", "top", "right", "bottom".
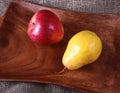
[{"left": 0, "top": 0, "right": 120, "bottom": 93}]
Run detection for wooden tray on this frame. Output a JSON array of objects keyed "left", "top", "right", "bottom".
[
  {"left": 0, "top": 16, "right": 2, "bottom": 25},
  {"left": 0, "top": 0, "right": 120, "bottom": 93}
]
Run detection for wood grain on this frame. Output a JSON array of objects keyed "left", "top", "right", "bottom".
[
  {"left": 0, "top": 0, "right": 120, "bottom": 93},
  {"left": 0, "top": 17, "right": 2, "bottom": 25}
]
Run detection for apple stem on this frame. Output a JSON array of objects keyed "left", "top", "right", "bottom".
[{"left": 58, "top": 67, "right": 67, "bottom": 74}]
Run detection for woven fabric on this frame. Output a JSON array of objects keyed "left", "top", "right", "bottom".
[
  {"left": 0, "top": 0, "right": 120, "bottom": 15},
  {"left": 0, "top": 0, "right": 120, "bottom": 93}
]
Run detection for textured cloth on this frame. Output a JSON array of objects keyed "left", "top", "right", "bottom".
[
  {"left": 0, "top": 0, "right": 120, "bottom": 16},
  {"left": 0, "top": 0, "right": 120, "bottom": 93}
]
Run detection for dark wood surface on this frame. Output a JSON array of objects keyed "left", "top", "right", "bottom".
[
  {"left": 0, "top": 0, "right": 120, "bottom": 93},
  {"left": 0, "top": 17, "right": 2, "bottom": 25}
]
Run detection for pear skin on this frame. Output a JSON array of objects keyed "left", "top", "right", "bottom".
[{"left": 62, "top": 30, "right": 102, "bottom": 70}]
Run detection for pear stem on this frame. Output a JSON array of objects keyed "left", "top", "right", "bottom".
[{"left": 58, "top": 67, "right": 67, "bottom": 74}]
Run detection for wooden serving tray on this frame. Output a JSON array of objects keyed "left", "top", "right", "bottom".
[
  {"left": 0, "top": 17, "right": 2, "bottom": 25},
  {"left": 0, "top": 0, "right": 120, "bottom": 93}
]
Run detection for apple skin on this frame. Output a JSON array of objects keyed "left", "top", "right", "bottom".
[{"left": 27, "top": 10, "right": 64, "bottom": 45}]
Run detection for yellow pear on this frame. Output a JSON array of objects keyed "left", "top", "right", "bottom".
[{"left": 62, "top": 30, "right": 102, "bottom": 70}]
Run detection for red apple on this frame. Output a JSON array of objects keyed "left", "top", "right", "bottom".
[{"left": 27, "top": 10, "right": 64, "bottom": 45}]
